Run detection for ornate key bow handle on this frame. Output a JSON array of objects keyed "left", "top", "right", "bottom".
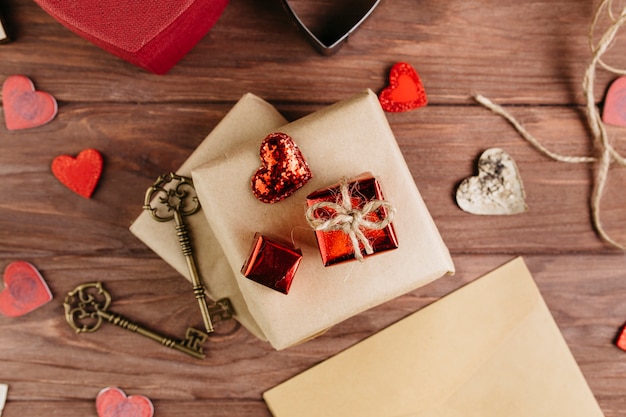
[
  {"left": 63, "top": 282, "right": 111, "bottom": 333},
  {"left": 143, "top": 173, "right": 200, "bottom": 222}
]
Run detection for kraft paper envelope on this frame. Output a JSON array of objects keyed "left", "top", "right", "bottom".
[
  {"left": 130, "top": 93, "right": 288, "bottom": 341},
  {"left": 263, "top": 257, "right": 605, "bottom": 417},
  {"left": 191, "top": 89, "right": 454, "bottom": 349}
]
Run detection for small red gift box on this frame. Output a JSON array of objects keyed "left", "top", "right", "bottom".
[
  {"left": 306, "top": 172, "right": 398, "bottom": 266},
  {"left": 241, "top": 233, "right": 302, "bottom": 294}
]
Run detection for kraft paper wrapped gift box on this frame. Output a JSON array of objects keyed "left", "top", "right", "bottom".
[
  {"left": 190, "top": 89, "right": 454, "bottom": 349},
  {"left": 130, "top": 93, "right": 288, "bottom": 341}
]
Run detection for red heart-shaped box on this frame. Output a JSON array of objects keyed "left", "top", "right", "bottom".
[{"left": 33, "top": 0, "right": 229, "bottom": 74}]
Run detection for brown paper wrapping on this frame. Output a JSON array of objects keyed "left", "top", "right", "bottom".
[
  {"left": 191, "top": 89, "right": 454, "bottom": 349},
  {"left": 130, "top": 93, "right": 288, "bottom": 341}
]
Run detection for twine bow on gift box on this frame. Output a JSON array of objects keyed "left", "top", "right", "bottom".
[{"left": 305, "top": 178, "right": 396, "bottom": 261}]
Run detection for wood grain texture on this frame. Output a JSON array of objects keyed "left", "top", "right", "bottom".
[{"left": 1, "top": 0, "right": 626, "bottom": 415}]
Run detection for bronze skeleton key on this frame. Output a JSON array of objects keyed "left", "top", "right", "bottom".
[
  {"left": 143, "top": 173, "right": 233, "bottom": 333},
  {"left": 63, "top": 282, "right": 208, "bottom": 359}
]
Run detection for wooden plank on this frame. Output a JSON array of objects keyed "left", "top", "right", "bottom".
[
  {"left": 1, "top": 0, "right": 625, "bottom": 415},
  {"left": 1, "top": 103, "right": 623, "bottom": 255},
  {"left": 0, "top": 0, "right": 624, "bottom": 104},
  {"left": 1, "top": 401, "right": 270, "bottom": 417},
  {"left": 0, "top": 254, "right": 624, "bottom": 416}
]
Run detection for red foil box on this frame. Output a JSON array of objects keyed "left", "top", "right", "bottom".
[
  {"left": 241, "top": 234, "right": 302, "bottom": 294},
  {"left": 306, "top": 173, "right": 398, "bottom": 266}
]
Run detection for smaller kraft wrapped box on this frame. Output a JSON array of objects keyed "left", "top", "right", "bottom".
[{"left": 191, "top": 89, "right": 455, "bottom": 349}]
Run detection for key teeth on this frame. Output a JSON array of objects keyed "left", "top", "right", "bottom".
[
  {"left": 183, "top": 328, "right": 209, "bottom": 354},
  {"left": 209, "top": 298, "right": 235, "bottom": 323}
]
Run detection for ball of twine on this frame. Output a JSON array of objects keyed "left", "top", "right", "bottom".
[
  {"left": 473, "top": 0, "right": 626, "bottom": 250},
  {"left": 305, "top": 177, "right": 396, "bottom": 261}
]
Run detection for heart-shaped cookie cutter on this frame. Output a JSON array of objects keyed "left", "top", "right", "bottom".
[
  {"left": 0, "top": 10, "right": 9, "bottom": 44},
  {"left": 279, "top": 0, "right": 382, "bottom": 55}
]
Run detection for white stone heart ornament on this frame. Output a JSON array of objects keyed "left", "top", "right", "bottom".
[
  {"left": 456, "top": 148, "right": 528, "bottom": 215},
  {"left": 0, "top": 383, "right": 7, "bottom": 417}
]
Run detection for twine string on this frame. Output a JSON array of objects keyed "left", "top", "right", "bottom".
[
  {"left": 305, "top": 178, "right": 396, "bottom": 261},
  {"left": 473, "top": 0, "right": 626, "bottom": 250}
]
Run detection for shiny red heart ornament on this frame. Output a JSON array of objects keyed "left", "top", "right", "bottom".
[
  {"left": 51, "top": 148, "right": 103, "bottom": 198},
  {"left": 96, "top": 387, "right": 154, "bottom": 417},
  {"left": 0, "top": 261, "right": 53, "bottom": 317},
  {"left": 602, "top": 76, "right": 626, "bottom": 127},
  {"left": 33, "top": 0, "right": 229, "bottom": 74},
  {"left": 379, "top": 62, "right": 428, "bottom": 112},
  {"left": 2, "top": 75, "right": 58, "bottom": 131},
  {"left": 251, "top": 132, "right": 312, "bottom": 204}
]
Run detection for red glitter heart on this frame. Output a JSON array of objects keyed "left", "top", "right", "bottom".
[
  {"left": 379, "top": 62, "right": 428, "bottom": 112},
  {"left": 251, "top": 132, "right": 312, "bottom": 204},
  {"left": 0, "top": 261, "right": 53, "bottom": 317},
  {"left": 602, "top": 76, "right": 626, "bottom": 127},
  {"left": 96, "top": 387, "right": 154, "bottom": 417},
  {"left": 51, "top": 148, "right": 103, "bottom": 198},
  {"left": 2, "top": 75, "right": 58, "bottom": 130}
]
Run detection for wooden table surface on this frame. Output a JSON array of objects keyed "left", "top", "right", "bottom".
[{"left": 1, "top": 0, "right": 626, "bottom": 415}]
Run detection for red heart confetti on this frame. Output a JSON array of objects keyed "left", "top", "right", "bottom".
[
  {"left": 96, "top": 387, "right": 154, "bottom": 417},
  {"left": 378, "top": 62, "right": 428, "bottom": 112},
  {"left": 2, "top": 75, "right": 58, "bottom": 130},
  {"left": 616, "top": 323, "right": 626, "bottom": 351},
  {"left": 0, "top": 261, "right": 53, "bottom": 317},
  {"left": 602, "top": 76, "right": 626, "bottom": 127},
  {"left": 251, "top": 132, "right": 312, "bottom": 204},
  {"left": 51, "top": 148, "right": 104, "bottom": 199}
]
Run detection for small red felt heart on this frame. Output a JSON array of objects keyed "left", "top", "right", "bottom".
[
  {"left": 51, "top": 148, "right": 103, "bottom": 198},
  {"left": 2, "top": 75, "right": 58, "bottom": 130},
  {"left": 0, "top": 261, "right": 53, "bottom": 317},
  {"left": 96, "top": 387, "right": 154, "bottom": 417},
  {"left": 616, "top": 324, "right": 626, "bottom": 351},
  {"left": 251, "top": 132, "right": 312, "bottom": 204},
  {"left": 603, "top": 76, "right": 626, "bottom": 127},
  {"left": 379, "top": 62, "right": 428, "bottom": 112}
]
